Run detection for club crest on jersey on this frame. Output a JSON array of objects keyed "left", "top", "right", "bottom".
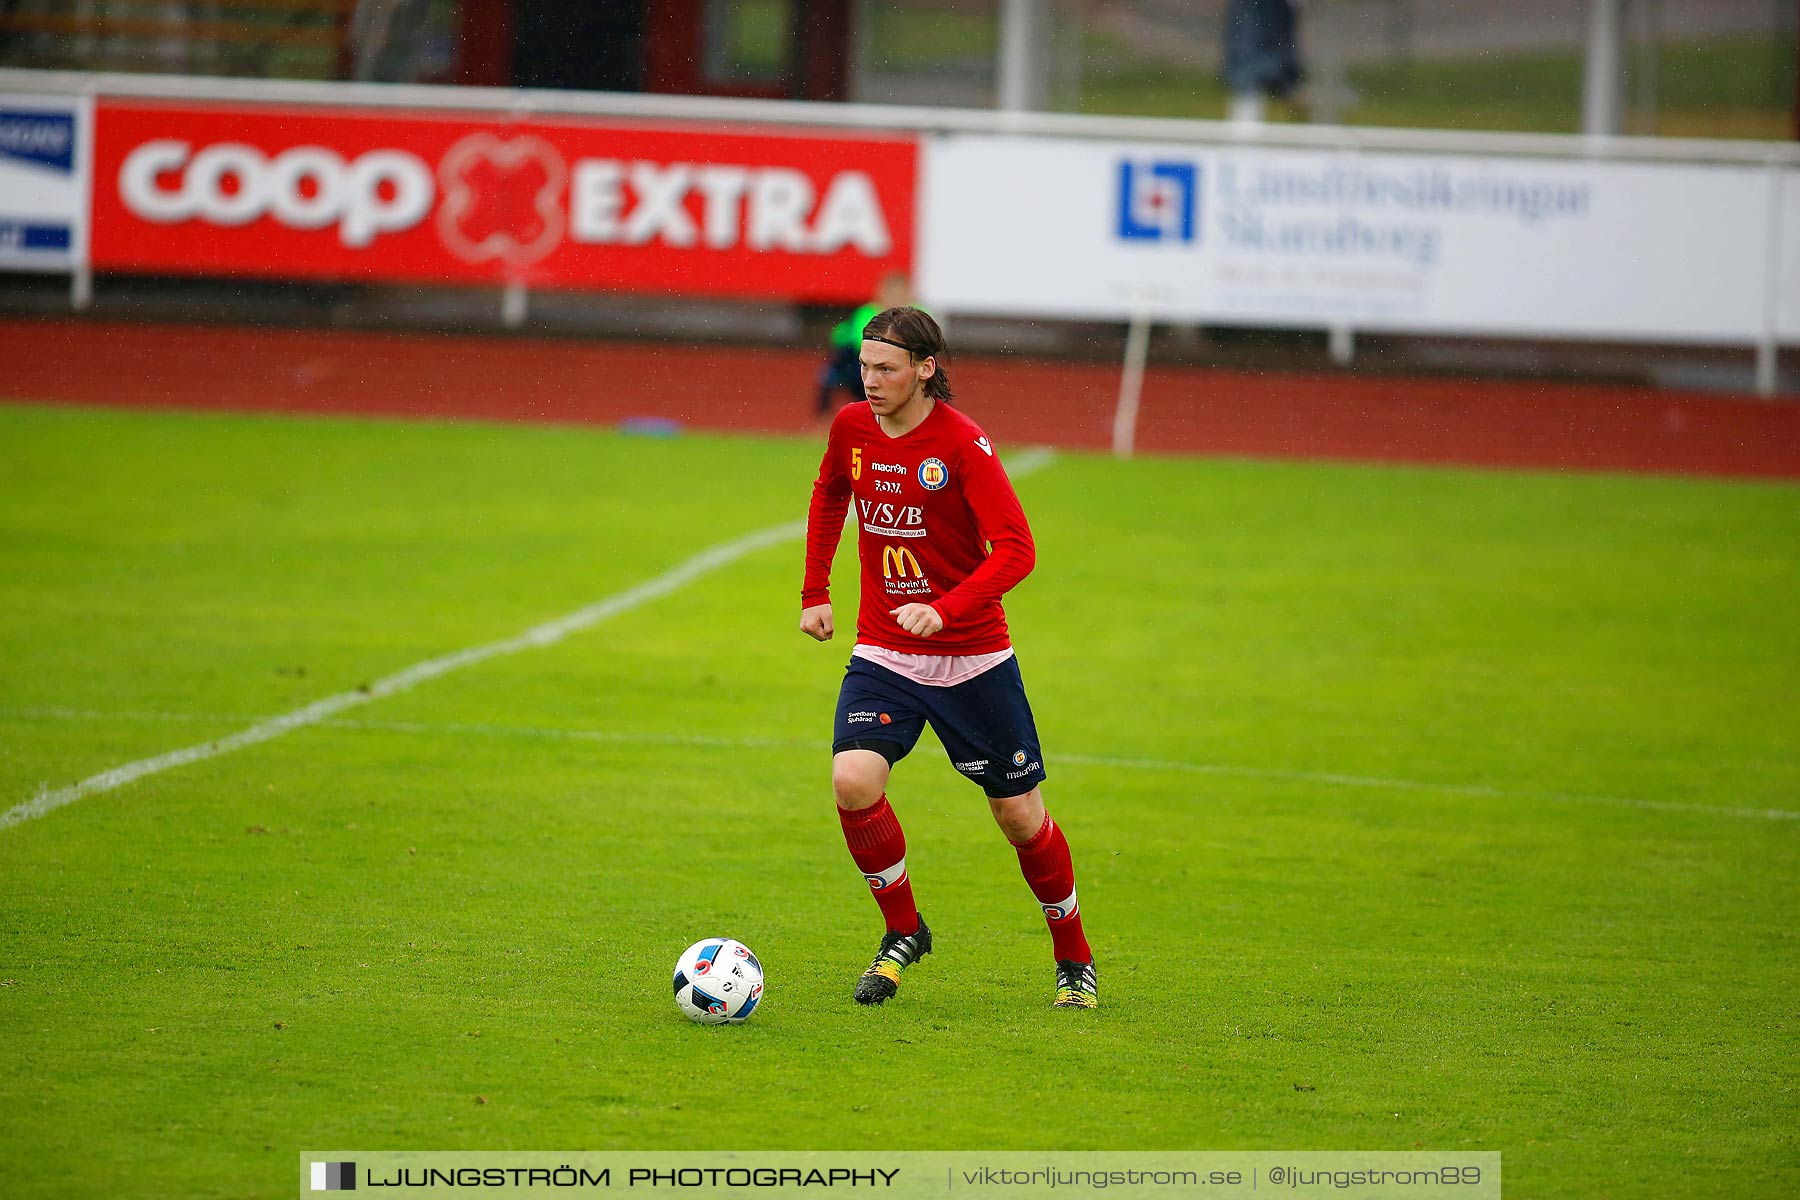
[
  {"left": 918, "top": 458, "right": 949, "bottom": 491},
  {"left": 1012, "top": 750, "right": 1028, "bottom": 766}
]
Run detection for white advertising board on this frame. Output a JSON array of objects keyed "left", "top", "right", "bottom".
[
  {"left": 1778, "top": 170, "right": 1800, "bottom": 343},
  {"left": 0, "top": 92, "right": 88, "bottom": 272},
  {"left": 921, "top": 133, "right": 1783, "bottom": 344}
]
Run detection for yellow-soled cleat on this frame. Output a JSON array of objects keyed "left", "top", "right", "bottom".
[
  {"left": 853, "top": 917, "right": 932, "bottom": 1005},
  {"left": 1053, "top": 959, "right": 1098, "bottom": 1008}
]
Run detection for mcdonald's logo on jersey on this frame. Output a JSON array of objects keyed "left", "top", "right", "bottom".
[{"left": 882, "top": 545, "right": 924, "bottom": 579}]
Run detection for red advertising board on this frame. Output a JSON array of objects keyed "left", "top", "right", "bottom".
[{"left": 90, "top": 99, "right": 916, "bottom": 301}]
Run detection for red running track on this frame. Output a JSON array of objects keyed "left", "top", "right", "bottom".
[{"left": 3, "top": 317, "right": 1796, "bottom": 480}]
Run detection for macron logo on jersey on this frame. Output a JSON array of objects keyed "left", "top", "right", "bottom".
[
  {"left": 974, "top": 437, "right": 992, "bottom": 456},
  {"left": 1116, "top": 160, "right": 1198, "bottom": 243}
]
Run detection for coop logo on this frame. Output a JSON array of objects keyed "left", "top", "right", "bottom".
[
  {"left": 436, "top": 133, "right": 566, "bottom": 267},
  {"left": 112, "top": 135, "right": 892, "bottom": 264},
  {"left": 1116, "top": 159, "right": 1199, "bottom": 243},
  {"left": 114, "top": 134, "right": 892, "bottom": 263},
  {"left": 310, "top": 1161, "right": 356, "bottom": 1191},
  {"left": 882, "top": 546, "right": 924, "bottom": 579},
  {"left": 96, "top": 100, "right": 917, "bottom": 297},
  {"left": 119, "top": 140, "right": 434, "bottom": 247}
]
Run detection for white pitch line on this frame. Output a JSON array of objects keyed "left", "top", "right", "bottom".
[
  {"left": 8, "top": 706, "right": 1793, "bottom": 824},
  {"left": 340, "top": 721, "right": 1796, "bottom": 821},
  {"left": 1, "top": 447, "right": 1059, "bottom": 833},
  {"left": 0, "top": 520, "right": 804, "bottom": 832},
  {"left": 1055, "top": 753, "right": 1800, "bottom": 824},
  {"left": 1006, "top": 446, "right": 1057, "bottom": 478},
  {"left": 329, "top": 717, "right": 806, "bottom": 752}
]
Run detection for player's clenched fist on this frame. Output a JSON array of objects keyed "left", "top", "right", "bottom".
[
  {"left": 888, "top": 603, "right": 944, "bottom": 638},
  {"left": 800, "top": 603, "right": 835, "bottom": 641}
]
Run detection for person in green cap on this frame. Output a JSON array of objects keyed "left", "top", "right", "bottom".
[{"left": 815, "top": 273, "right": 915, "bottom": 422}]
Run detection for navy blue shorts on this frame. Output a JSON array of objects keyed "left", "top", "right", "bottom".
[{"left": 832, "top": 655, "right": 1047, "bottom": 798}]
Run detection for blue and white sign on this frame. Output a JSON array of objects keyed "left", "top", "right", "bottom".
[
  {"left": 922, "top": 132, "right": 1791, "bottom": 346},
  {"left": 1116, "top": 160, "right": 1198, "bottom": 243},
  {"left": 0, "top": 94, "right": 89, "bottom": 272}
]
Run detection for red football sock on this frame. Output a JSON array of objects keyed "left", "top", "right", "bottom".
[
  {"left": 838, "top": 795, "right": 920, "bottom": 935},
  {"left": 1012, "top": 811, "right": 1092, "bottom": 963}
]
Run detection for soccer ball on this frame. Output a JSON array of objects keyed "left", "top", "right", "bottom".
[{"left": 672, "top": 938, "right": 764, "bottom": 1025}]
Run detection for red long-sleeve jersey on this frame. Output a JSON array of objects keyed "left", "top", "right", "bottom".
[{"left": 802, "top": 399, "right": 1036, "bottom": 655}]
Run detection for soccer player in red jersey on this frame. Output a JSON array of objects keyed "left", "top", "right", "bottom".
[{"left": 799, "top": 307, "right": 1097, "bottom": 1009}]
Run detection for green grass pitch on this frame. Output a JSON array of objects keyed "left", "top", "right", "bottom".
[{"left": 1, "top": 401, "right": 1795, "bottom": 1199}]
